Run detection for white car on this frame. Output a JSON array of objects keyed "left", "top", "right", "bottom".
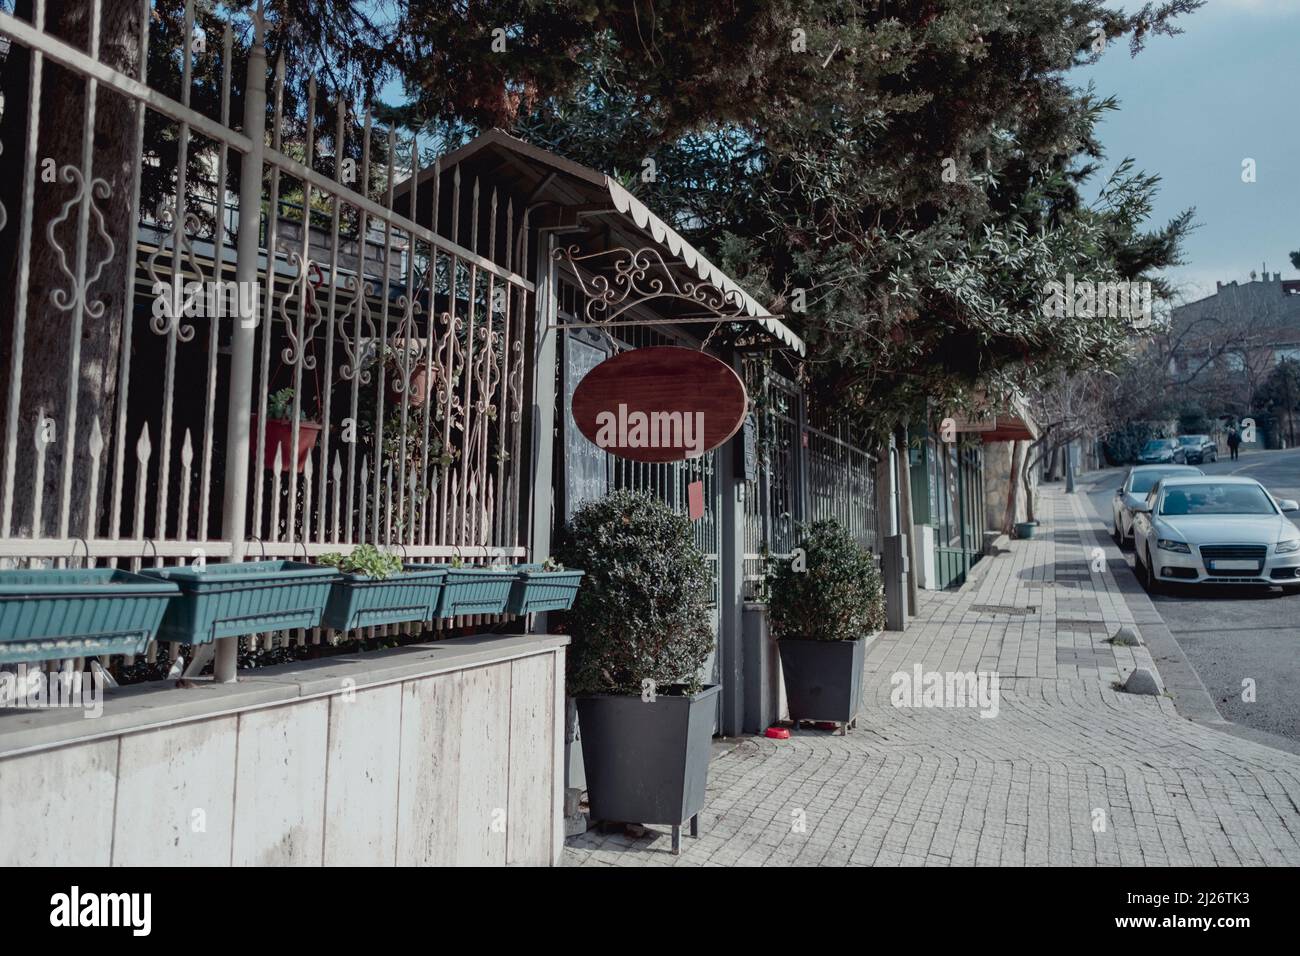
[
  {"left": 1112, "top": 464, "right": 1203, "bottom": 546},
  {"left": 1131, "top": 476, "right": 1300, "bottom": 593}
]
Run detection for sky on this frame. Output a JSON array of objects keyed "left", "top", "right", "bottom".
[{"left": 1076, "top": 0, "right": 1300, "bottom": 305}]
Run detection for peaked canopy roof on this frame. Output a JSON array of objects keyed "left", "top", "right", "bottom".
[{"left": 399, "top": 129, "right": 804, "bottom": 355}]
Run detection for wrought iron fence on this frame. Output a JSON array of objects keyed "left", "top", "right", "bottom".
[
  {"left": 742, "top": 361, "right": 879, "bottom": 599},
  {"left": 0, "top": 1, "right": 536, "bottom": 674}
]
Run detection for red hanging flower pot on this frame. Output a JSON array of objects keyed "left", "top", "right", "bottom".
[
  {"left": 252, "top": 415, "right": 322, "bottom": 473},
  {"left": 252, "top": 387, "right": 322, "bottom": 473}
]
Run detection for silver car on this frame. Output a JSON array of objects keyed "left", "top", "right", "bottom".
[
  {"left": 1138, "top": 438, "right": 1187, "bottom": 464},
  {"left": 1131, "top": 476, "right": 1300, "bottom": 593},
  {"left": 1177, "top": 434, "right": 1218, "bottom": 464},
  {"left": 1111, "top": 464, "right": 1203, "bottom": 545}
]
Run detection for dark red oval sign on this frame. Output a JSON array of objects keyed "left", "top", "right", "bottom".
[{"left": 572, "top": 346, "right": 748, "bottom": 463}]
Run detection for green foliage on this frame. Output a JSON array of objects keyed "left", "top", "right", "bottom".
[
  {"left": 267, "top": 387, "right": 299, "bottom": 422},
  {"left": 1177, "top": 403, "right": 1212, "bottom": 435},
  {"left": 766, "top": 520, "right": 885, "bottom": 642},
  {"left": 541, "top": 556, "right": 565, "bottom": 572},
  {"left": 1103, "top": 421, "right": 1159, "bottom": 465},
  {"left": 555, "top": 490, "right": 714, "bottom": 697},
  {"left": 317, "top": 543, "right": 404, "bottom": 579},
  {"left": 1252, "top": 359, "right": 1300, "bottom": 414},
  {"left": 494, "top": 0, "right": 1200, "bottom": 435}
]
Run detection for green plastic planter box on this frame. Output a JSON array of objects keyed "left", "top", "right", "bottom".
[
  {"left": 0, "top": 569, "right": 180, "bottom": 664},
  {"left": 140, "top": 560, "right": 339, "bottom": 644},
  {"left": 321, "top": 565, "right": 445, "bottom": 631},
  {"left": 408, "top": 564, "right": 515, "bottom": 618},
  {"left": 506, "top": 564, "right": 585, "bottom": 615}
]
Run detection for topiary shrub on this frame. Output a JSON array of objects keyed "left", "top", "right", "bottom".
[
  {"left": 767, "top": 519, "right": 885, "bottom": 641},
  {"left": 555, "top": 490, "right": 714, "bottom": 697}
]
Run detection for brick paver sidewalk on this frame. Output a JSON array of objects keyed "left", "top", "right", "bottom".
[{"left": 565, "top": 486, "right": 1300, "bottom": 866}]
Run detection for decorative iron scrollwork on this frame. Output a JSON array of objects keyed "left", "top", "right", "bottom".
[
  {"left": 144, "top": 197, "right": 204, "bottom": 341},
  {"left": 386, "top": 289, "right": 427, "bottom": 398},
  {"left": 47, "top": 164, "right": 116, "bottom": 320},
  {"left": 277, "top": 245, "right": 328, "bottom": 369},
  {"left": 337, "top": 274, "right": 379, "bottom": 384},
  {"left": 554, "top": 244, "right": 749, "bottom": 324}
]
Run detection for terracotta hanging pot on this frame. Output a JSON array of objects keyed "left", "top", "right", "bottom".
[
  {"left": 252, "top": 415, "right": 322, "bottom": 473},
  {"left": 386, "top": 367, "right": 431, "bottom": 409}
]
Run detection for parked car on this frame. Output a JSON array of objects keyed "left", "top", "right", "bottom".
[
  {"left": 1138, "top": 438, "right": 1186, "bottom": 464},
  {"left": 1177, "top": 434, "right": 1218, "bottom": 464},
  {"left": 1131, "top": 476, "right": 1300, "bottom": 593},
  {"left": 1112, "top": 464, "right": 1204, "bottom": 545}
]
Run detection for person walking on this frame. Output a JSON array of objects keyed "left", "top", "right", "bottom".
[{"left": 1227, "top": 426, "right": 1241, "bottom": 461}]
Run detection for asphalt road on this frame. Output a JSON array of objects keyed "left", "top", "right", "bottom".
[{"left": 1079, "top": 447, "right": 1300, "bottom": 741}]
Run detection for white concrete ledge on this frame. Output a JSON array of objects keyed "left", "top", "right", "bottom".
[{"left": 0, "top": 632, "right": 569, "bottom": 758}]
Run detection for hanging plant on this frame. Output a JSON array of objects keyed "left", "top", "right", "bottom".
[
  {"left": 256, "top": 386, "right": 322, "bottom": 473},
  {"left": 317, "top": 543, "right": 404, "bottom": 580}
]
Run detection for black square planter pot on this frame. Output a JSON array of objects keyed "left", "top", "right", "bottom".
[
  {"left": 577, "top": 684, "right": 721, "bottom": 847},
  {"left": 778, "top": 636, "right": 866, "bottom": 726}
]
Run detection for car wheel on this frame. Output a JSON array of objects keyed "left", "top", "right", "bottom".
[
  {"left": 1112, "top": 515, "right": 1122, "bottom": 544},
  {"left": 1142, "top": 547, "right": 1165, "bottom": 595}
]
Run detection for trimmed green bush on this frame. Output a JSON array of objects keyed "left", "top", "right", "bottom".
[
  {"left": 555, "top": 490, "right": 713, "bottom": 697},
  {"left": 767, "top": 519, "right": 885, "bottom": 641}
]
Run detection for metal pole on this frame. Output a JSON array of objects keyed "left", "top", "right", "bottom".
[
  {"left": 214, "top": 13, "right": 268, "bottom": 683},
  {"left": 718, "top": 351, "right": 746, "bottom": 737},
  {"left": 895, "top": 426, "right": 918, "bottom": 615}
]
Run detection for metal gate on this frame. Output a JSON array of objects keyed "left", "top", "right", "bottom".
[{"left": 557, "top": 277, "right": 721, "bottom": 608}]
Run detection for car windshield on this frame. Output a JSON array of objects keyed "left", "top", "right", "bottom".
[
  {"left": 1141, "top": 440, "right": 1176, "bottom": 453},
  {"left": 1177, "top": 435, "right": 1205, "bottom": 446},
  {"left": 1131, "top": 468, "right": 1196, "bottom": 494},
  {"left": 1159, "top": 483, "right": 1277, "bottom": 516}
]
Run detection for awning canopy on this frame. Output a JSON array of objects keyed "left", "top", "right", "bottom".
[
  {"left": 397, "top": 129, "right": 804, "bottom": 356},
  {"left": 950, "top": 391, "right": 1040, "bottom": 443},
  {"left": 980, "top": 393, "right": 1040, "bottom": 443},
  {"left": 978, "top": 413, "right": 1039, "bottom": 443}
]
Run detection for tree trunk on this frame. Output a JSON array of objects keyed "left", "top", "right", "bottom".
[
  {"left": 1001, "top": 440, "right": 1023, "bottom": 538},
  {"left": 0, "top": 0, "right": 143, "bottom": 538},
  {"left": 1022, "top": 443, "right": 1038, "bottom": 523}
]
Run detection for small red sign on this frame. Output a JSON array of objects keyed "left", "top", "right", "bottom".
[{"left": 688, "top": 480, "right": 704, "bottom": 521}]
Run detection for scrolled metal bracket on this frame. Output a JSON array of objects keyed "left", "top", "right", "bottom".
[{"left": 552, "top": 243, "right": 751, "bottom": 328}]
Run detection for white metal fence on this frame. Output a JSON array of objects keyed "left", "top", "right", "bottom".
[{"left": 0, "top": 1, "right": 537, "bottom": 674}]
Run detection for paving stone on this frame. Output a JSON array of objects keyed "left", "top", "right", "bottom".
[{"left": 565, "top": 487, "right": 1300, "bottom": 867}]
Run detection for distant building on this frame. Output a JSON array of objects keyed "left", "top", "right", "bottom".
[
  {"left": 1169, "top": 273, "right": 1300, "bottom": 373},
  {"left": 1166, "top": 275, "right": 1300, "bottom": 424}
]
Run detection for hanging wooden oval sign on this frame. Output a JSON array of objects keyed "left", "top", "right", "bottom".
[{"left": 571, "top": 346, "right": 749, "bottom": 463}]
